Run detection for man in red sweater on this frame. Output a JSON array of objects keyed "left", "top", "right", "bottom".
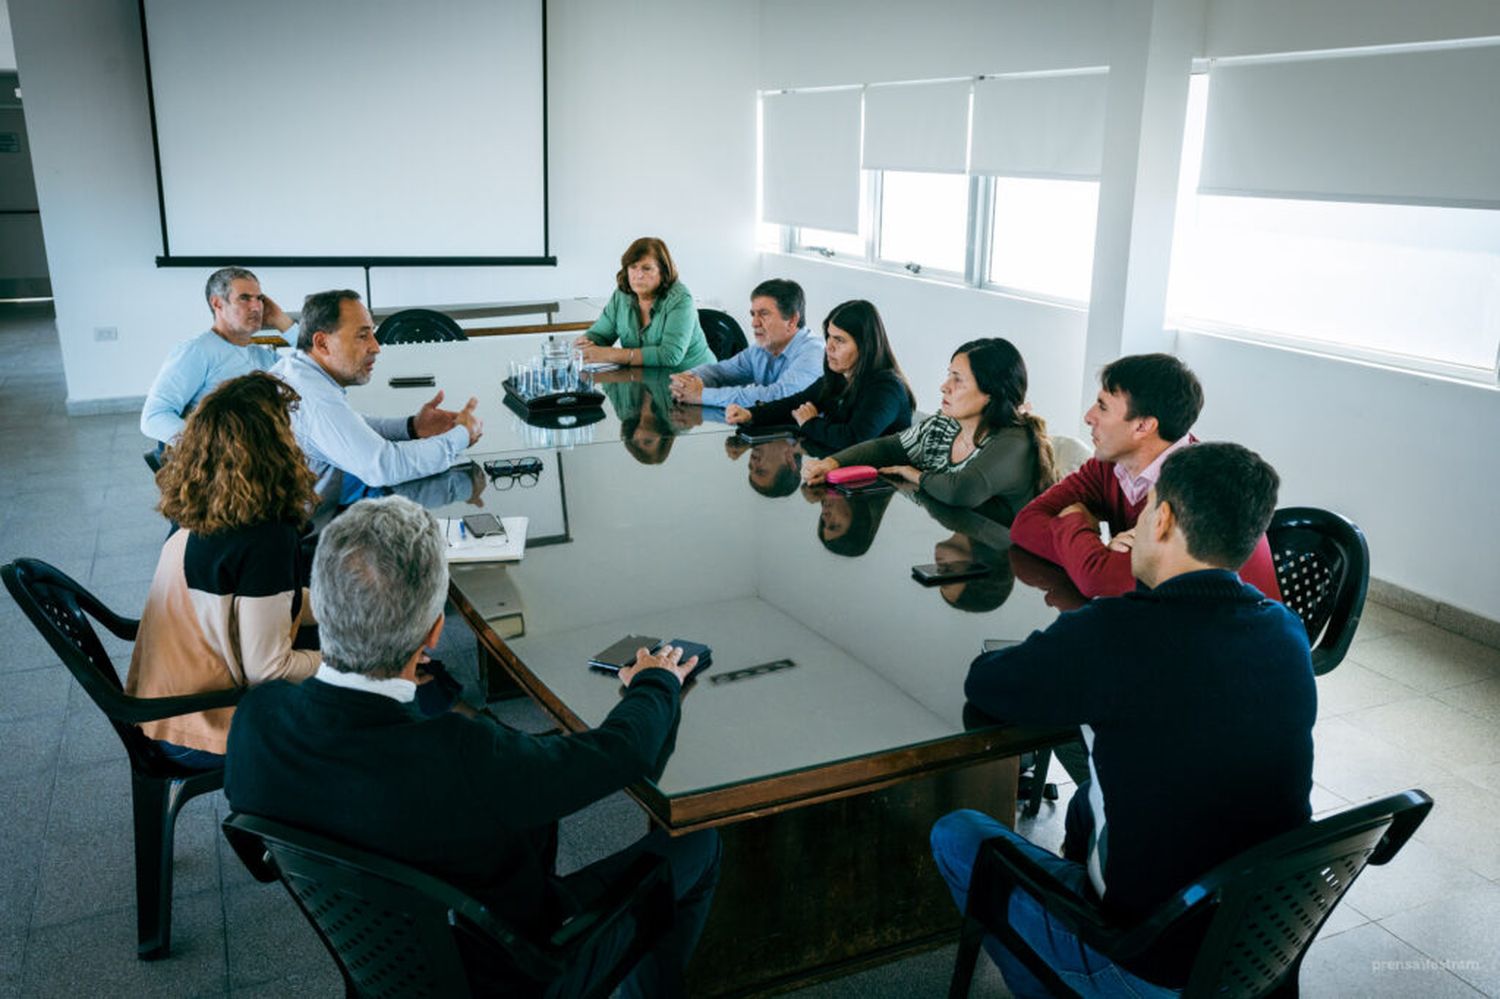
[{"left": 1011, "top": 353, "right": 1282, "bottom": 601}]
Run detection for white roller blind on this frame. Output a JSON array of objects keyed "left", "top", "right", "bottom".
[
  {"left": 970, "top": 72, "right": 1108, "bottom": 179},
  {"left": 862, "top": 80, "right": 970, "bottom": 173},
  {"left": 1199, "top": 46, "right": 1500, "bottom": 208},
  {"left": 762, "top": 89, "right": 863, "bottom": 233}
]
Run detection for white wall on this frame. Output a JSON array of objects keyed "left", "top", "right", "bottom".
[
  {"left": 761, "top": 255, "right": 1089, "bottom": 437},
  {"left": 1205, "top": 0, "right": 1500, "bottom": 58},
  {"left": 1177, "top": 333, "right": 1500, "bottom": 618},
  {"left": 8, "top": 0, "right": 759, "bottom": 405}
]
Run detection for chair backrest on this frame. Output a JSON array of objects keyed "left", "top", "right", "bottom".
[
  {"left": 375, "top": 308, "right": 468, "bottom": 346},
  {"left": 223, "top": 812, "right": 564, "bottom": 998},
  {"left": 1, "top": 558, "right": 173, "bottom": 769},
  {"left": 143, "top": 449, "right": 163, "bottom": 474},
  {"left": 1049, "top": 435, "right": 1092, "bottom": 476},
  {"left": 1267, "top": 507, "right": 1370, "bottom": 675},
  {"left": 698, "top": 308, "right": 748, "bottom": 361},
  {"left": 1164, "top": 789, "right": 1431, "bottom": 999}
]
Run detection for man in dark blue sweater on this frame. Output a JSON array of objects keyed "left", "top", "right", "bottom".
[
  {"left": 932, "top": 443, "right": 1315, "bottom": 997},
  {"left": 226, "top": 497, "right": 719, "bottom": 998}
]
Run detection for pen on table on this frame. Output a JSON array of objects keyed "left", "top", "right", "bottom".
[{"left": 459, "top": 521, "right": 467, "bottom": 539}]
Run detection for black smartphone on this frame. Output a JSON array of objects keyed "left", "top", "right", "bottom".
[
  {"left": 911, "top": 560, "right": 991, "bottom": 585},
  {"left": 462, "top": 513, "right": 505, "bottom": 538},
  {"left": 389, "top": 375, "right": 437, "bottom": 388},
  {"left": 833, "top": 478, "right": 896, "bottom": 497},
  {"left": 735, "top": 426, "right": 797, "bottom": 444}
]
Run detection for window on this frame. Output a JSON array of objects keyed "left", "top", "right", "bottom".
[
  {"left": 796, "top": 225, "right": 865, "bottom": 259},
  {"left": 988, "top": 177, "right": 1098, "bottom": 301},
  {"left": 877, "top": 171, "right": 969, "bottom": 274},
  {"left": 1168, "top": 74, "right": 1500, "bottom": 378}
]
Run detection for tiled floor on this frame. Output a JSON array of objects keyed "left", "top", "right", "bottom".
[{"left": 2, "top": 302, "right": 1498, "bottom": 997}]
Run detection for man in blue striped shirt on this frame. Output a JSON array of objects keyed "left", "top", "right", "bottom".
[{"left": 668, "top": 279, "right": 823, "bottom": 409}]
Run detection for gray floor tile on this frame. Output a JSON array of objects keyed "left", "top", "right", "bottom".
[
  {"left": 20, "top": 889, "right": 226, "bottom": 997},
  {"left": 0, "top": 927, "right": 26, "bottom": 999},
  {"left": 1343, "top": 836, "right": 1491, "bottom": 922},
  {"left": 1315, "top": 662, "right": 1421, "bottom": 717},
  {"left": 1409, "top": 776, "right": 1500, "bottom": 881},
  {"left": 0, "top": 715, "right": 63, "bottom": 783},
  {"left": 224, "top": 882, "right": 338, "bottom": 990},
  {"left": 1299, "top": 921, "right": 1483, "bottom": 997},
  {"left": 1351, "top": 627, "right": 1500, "bottom": 694},
  {"left": 0, "top": 665, "right": 70, "bottom": 722},
  {"left": 228, "top": 969, "right": 345, "bottom": 998},
  {"left": 57, "top": 702, "right": 124, "bottom": 770},
  {"left": 1359, "top": 602, "right": 1435, "bottom": 641},
  {"left": 1436, "top": 675, "right": 1500, "bottom": 723},
  {"left": 1342, "top": 695, "right": 1500, "bottom": 773},
  {"left": 1380, "top": 882, "right": 1500, "bottom": 995},
  {"left": 1311, "top": 716, "right": 1454, "bottom": 803}
]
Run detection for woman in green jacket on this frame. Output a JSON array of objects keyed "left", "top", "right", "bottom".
[{"left": 575, "top": 236, "right": 714, "bottom": 370}]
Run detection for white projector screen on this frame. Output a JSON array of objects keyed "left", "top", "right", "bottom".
[{"left": 140, "top": 0, "right": 550, "bottom": 264}]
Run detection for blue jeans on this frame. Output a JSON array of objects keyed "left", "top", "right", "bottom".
[
  {"left": 155, "top": 739, "right": 225, "bottom": 771},
  {"left": 931, "top": 809, "right": 1179, "bottom": 999}
]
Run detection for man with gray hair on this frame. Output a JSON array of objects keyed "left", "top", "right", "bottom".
[
  {"left": 140, "top": 266, "right": 297, "bottom": 444},
  {"left": 271, "top": 289, "right": 482, "bottom": 511},
  {"left": 225, "top": 496, "right": 718, "bottom": 997}
]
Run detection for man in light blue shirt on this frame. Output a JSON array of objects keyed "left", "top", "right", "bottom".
[
  {"left": 270, "top": 289, "right": 482, "bottom": 513},
  {"left": 140, "top": 267, "right": 298, "bottom": 444},
  {"left": 668, "top": 279, "right": 822, "bottom": 408}
]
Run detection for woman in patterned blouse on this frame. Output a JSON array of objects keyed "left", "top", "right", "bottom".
[{"left": 804, "top": 338, "right": 1059, "bottom": 519}]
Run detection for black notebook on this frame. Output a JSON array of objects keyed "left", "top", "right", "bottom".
[{"left": 588, "top": 635, "right": 660, "bottom": 671}]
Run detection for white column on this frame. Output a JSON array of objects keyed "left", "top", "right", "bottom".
[{"left": 1079, "top": 0, "right": 1205, "bottom": 418}]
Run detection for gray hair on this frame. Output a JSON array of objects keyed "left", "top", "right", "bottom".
[
  {"left": 204, "top": 266, "right": 258, "bottom": 312},
  {"left": 310, "top": 496, "right": 449, "bottom": 678},
  {"left": 297, "top": 289, "right": 363, "bottom": 351}
]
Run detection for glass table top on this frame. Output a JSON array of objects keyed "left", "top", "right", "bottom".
[{"left": 410, "top": 427, "right": 1062, "bottom": 805}]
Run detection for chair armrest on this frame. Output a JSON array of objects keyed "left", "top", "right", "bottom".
[
  {"left": 975, "top": 836, "right": 1124, "bottom": 948},
  {"left": 220, "top": 816, "right": 281, "bottom": 883},
  {"left": 108, "top": 685, "right": 245, "bottom": 725},
  {"left": 1369, "top": 790, "right": 1434, "bottom": 865},
  {"left": 549, "top": 853, "right": 672, "bottom": 952}
]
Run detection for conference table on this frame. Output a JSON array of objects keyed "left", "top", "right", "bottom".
[{"left": 351, "top": 336, "right": 1073, "bottom": 995}]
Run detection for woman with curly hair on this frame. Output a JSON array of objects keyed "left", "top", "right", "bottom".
[{"left": 125, "top": 371, "right": 320, "bottom": 770}]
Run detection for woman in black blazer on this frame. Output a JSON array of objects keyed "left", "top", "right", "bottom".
[{"left": 725, "top": 299, "right": 915, "bottom": 452}]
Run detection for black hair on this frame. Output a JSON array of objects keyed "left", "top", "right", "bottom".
[
  {"left": 297, "top": 289, "right": 363, "bottom": 351},
  {"left": 1099, "top": 353, "right": 1204, "bottom": 443},
  {"left": 952, "top": 337, "right": 1057, "bottom": 494},
  {"left": 751, "top": 278, "right": 805, "bottom": 328},
  {"left": 1153, "top": 442, "right": 1280, "bottom": 568},
  {"left": 822, "top": 300, "right": 916, "bottom": 410},
  {"left": 819, "top": 492, "right": 893, "bottom": 557}
]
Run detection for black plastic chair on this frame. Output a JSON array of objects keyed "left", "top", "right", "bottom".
[
  {"left": 698, "top": 308, "right": 747, "bottom": 361},
  {"left": 950, "top": 788, "right": 1433, "bottom": 999},
  {"left": 1, "top": 558, "right": 242, "bottom": 959},
  {"left": 142, "top": 449, "right": 162, "bottom": 474},
  {"left": 1268, "top": 507, "right": 1370, "bottom": 676},
  {"left": 375, "top": 308, "right": 469, "bottom": 345},
  {"left": 222, "top": 812, "right": 674, "bottom": 999}
]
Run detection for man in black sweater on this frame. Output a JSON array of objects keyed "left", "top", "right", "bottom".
[
  {"left": 225, "top": 496, "right": 718, "bottom": 998},
  {"left": 932, "top": 443, "right": 1315, "bottom": 996}
]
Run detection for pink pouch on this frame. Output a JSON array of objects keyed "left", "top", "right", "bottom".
[{"left": 826, "top": 465, "right": 879, "bottom": 487}]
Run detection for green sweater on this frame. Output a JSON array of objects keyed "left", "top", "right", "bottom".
[{"left": 585, "top": 283, "right": 714, "bottom": 369}]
